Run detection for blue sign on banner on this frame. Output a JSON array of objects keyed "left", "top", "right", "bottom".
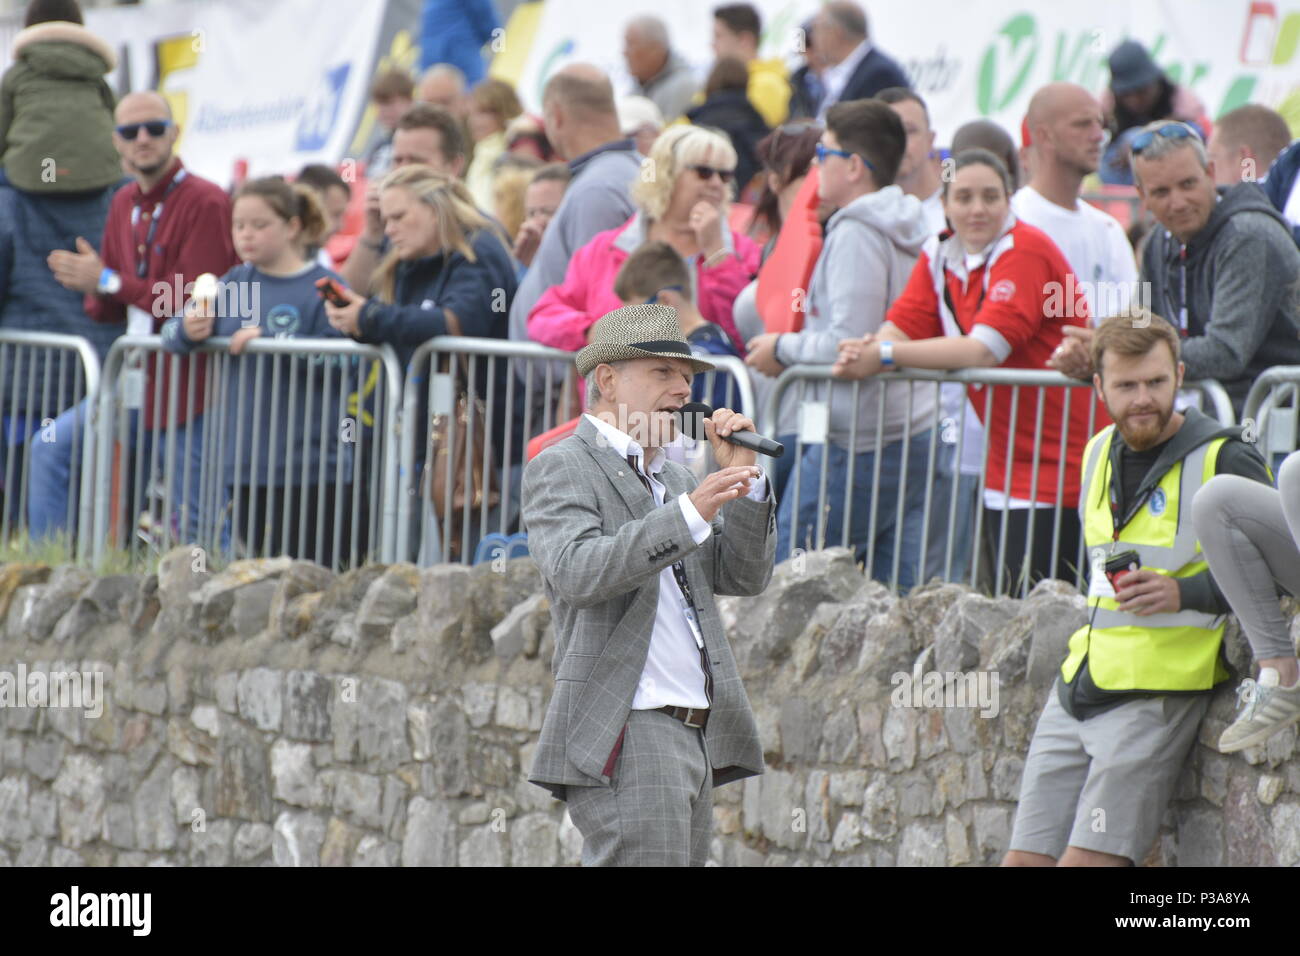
[{"left": 295, "top": 63, "right": 351, "bottom": 151}]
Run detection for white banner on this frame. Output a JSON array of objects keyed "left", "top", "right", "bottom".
[
  {"left": 83, "top": 0, "right": 389, "bottom": 186},
  {"left": 511, "top": 0, "right": 1300, "bottom": 145},
  {"left": 0, "top": 0, "right": 424, "bottom": 187}
]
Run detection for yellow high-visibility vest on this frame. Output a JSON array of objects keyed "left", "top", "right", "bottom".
[{"left": 1061, "top": 425, "right": 1230, "bottom": 692}]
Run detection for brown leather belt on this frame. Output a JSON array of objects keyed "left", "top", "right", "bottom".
[{"left": 657, "top": 705, "right": 709, "bottom": 729}]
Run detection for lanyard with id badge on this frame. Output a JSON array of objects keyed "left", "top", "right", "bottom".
[
  {"left": 121, "top": 171, "right": 187, "bottom": 411},
  {"left": 1087, "top": 454, "right": 1147, "bottom": 600}
]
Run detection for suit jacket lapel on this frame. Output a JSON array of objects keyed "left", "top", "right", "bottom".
[{"left": 574, "top": 417, "right": 654, "bottom": 520}]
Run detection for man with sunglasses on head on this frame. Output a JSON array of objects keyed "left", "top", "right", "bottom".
[
  {"left": 36, "top": 91, "right": 238, "bottom": 543},
  {"left": 1049, "top": 119, "right": 1300, "bottom": 418}
]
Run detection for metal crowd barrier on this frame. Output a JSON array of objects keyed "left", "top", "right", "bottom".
[
  {"left": 398, "top": 337, "right": 758, "bottom": 565},
  {"left": 761, "top": 365, "right": 1235, "bottom": 598},
  {"left": 1242, "top": 366, "right": 1300, "bottom": 460},
  {"left": 91, "top": 335, "right": 402, "bottom": 570},
  {"left": 0, "top": 330, "right": 102, "bottom": 561}
]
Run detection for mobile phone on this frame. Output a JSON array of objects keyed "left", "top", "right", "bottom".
[
  {"left": 315, "top": 276, "right": 351, "bottom": 307},
  {"left": 1104, "top": 549, "right": 1141, "bottom": 591}
]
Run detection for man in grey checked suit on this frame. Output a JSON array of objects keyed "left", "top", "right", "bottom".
[{"left": 522, "top": 303, "right": 777, "bottom": 866}]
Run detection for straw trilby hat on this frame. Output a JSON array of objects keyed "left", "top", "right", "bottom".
[{"left": 574, "top": 303, "right": 716, "bottom": 377}]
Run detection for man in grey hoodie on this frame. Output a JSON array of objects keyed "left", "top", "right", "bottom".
[
  {"left": 1133, "top": 121, "right": 1300, "bottom": 415},
  {"left": 746, "top": 99, "right": 943, "bottom": 587},
  {"left": 508, "top": 65, "right": 641, "bottom": 344}
]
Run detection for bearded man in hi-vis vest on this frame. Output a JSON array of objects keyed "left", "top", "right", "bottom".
[{"left": 1003, "top": 311, "right": 1271, "bottom": 867}]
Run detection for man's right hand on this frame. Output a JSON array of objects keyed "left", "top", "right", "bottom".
[
  {"left": 1048, "top": 325, "right": 1095, "bottom": 379},
  {"left": 513, "top": 219, "right": 543, "bottom": 267},
  {"left": 183, "top": 297, "right": 215, "bottom": 341},
  {"left": 689, "top": 465, "right": 760, "bottom": 522}
]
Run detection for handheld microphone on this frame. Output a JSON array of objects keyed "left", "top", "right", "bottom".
[{"left": 675, "top": 402, "right": 785, "bottom": 458}]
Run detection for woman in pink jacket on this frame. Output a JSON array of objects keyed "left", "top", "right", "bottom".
[{"left": 528, "top": 124, "right": 760, "bottom": 355}]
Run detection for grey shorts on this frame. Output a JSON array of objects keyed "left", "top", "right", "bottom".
[{"left": 1008, "top": 681, "right": 1209, "bottom": 863}]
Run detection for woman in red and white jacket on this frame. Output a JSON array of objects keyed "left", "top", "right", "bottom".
[{"left": 832, "top": 147, "right": 1108, "bottom": 588}]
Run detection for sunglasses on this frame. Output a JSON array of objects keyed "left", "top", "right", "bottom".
[
  {"left": 815, "top": 142, "right": 874, "bottom": 171},
  {"left": 1130, "top": 122, "right": 1199, "bottom": 156},
  {"left": 689, "top": 165, "right": 734, "bottom": 183},
  {"left": 115, "top": 120, "right": 173, "bottom": 141}
]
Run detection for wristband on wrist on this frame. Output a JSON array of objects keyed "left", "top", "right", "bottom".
[
  {"left": 879, "top": 339, "right": 895, "bottom": 368},
  {"left": 98, "top": 267, "right": 122, "bottom": 296},
  {"left": 361, "top": 237, "right": 385, "bottom": 252}
]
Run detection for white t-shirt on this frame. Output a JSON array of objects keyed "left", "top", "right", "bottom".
[{"left": 1010, "top": 186, "right": 1138, "bottom": 322}]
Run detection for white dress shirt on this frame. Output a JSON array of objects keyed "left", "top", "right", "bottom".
[
  {"left": 818, "top": 40, "right": 872, "bottom": 121},
  {"left": 583, "top": 413, "right": 767, "bottom": 710}
]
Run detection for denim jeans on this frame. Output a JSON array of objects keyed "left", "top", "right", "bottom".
[
  {"left": 776, "top": 428, "right": 950, "bottom": 591},
  {"left": 27, "top": 397, "right": 207, "bottom": 545},
  {"left": 929, "top": 471, "right": 980, "bottom": 585},
  {"left": 770, "top": 432, "right": 798, "bottom": 503}
]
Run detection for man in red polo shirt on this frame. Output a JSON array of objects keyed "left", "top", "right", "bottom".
[{"left": 36, "top": 90, "right": 238, "bottom": 545}]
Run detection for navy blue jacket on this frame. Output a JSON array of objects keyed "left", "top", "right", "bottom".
[
  {"left": 1262, "top": 139, "right": 1300, "bottom": 245},
  {"left": 789, "top": 46, "right": 911, "bottom": 119},
  {"left": 840, "top": 46, "right": 911, "bottom": 104},
  {"left": 0, "top": 180, "right": 124, "bottom": 421},
  {"left": 356, "top": 228, "right": 523, "bottom": 461}
]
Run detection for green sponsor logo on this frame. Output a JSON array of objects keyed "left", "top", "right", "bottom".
[{"left": 978, "top": 13, "right": 1039, "bottom": 114}]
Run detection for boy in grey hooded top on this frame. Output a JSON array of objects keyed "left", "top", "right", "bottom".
[
  {"left": 745, "top": 100, "right": 942, "bottom": 582},
  {"left": 773, "top": 181, "right": 935, "bottom": 447}
]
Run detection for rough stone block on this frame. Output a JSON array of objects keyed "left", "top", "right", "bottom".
[
  {"left": 215, "top": 713, "right": 272, "bottom": 821},
  {"left": 282, "top": 670, "right": 332, "bottom": 742},
  {"left": 898, "top": 820, "right": 946, "bottom": 866},
  {"left": 236, "top": 668, "right": 282, "bottom": 732},
  {"left": 331, "top": 771, "right": 384, "bottom": 830},
  {"left": 272, "top": 810, "right": 327, "bottom": 866},
  {"left": 52, "top": 753, "right": 105, "bottom": 848},
  {"left": 758, "top": 770, "right": 802, "bottom": 850},
  {"left": 270, "top": 740, "right": 322, "bottom": 808},
  {"left": 510, "top": 813, "right": 558, "bottom": 867},
  {"left": 353, "top": 834, "right": 401, "bottom": 867},
  {"left": 320, "top": 817, "right": 365, "bottom": 867},
  {"left": 402, "top": 797, "right": 456, "bottom": 866},
  {"left": 233, "top": 822, "right": 274, "bottom": 862},
  {"left": 357, "top": 564, "right": 420, "bottom": 644},
  {"left": 191, "top": 819, "right": 236, "bottom": 867}
]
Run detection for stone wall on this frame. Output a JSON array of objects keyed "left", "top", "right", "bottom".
[{"left": 0, "top": 548, "right": 1295, "bottom": 866}]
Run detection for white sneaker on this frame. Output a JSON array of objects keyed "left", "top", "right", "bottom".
[{"left": 1218, "top": 667, "right": 1300, "bottom": 754}]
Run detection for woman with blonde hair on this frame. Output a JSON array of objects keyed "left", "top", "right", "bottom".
[
  {"left": 323, "top": 163, "right": 518, "bottom": 445},
  {"left": 324, "top": 164, "right": 523, "bottom": 562},
  {"left": 527, "top": 124, "right": 761, "bottom": 355}
]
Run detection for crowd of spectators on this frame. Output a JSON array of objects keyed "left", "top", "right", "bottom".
[
  {"left": 1, "top": 0, "right": 1298, "bottom": 582},
  {"left": 2, "top": 0, "right": 1300, "bottom": 871}
]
